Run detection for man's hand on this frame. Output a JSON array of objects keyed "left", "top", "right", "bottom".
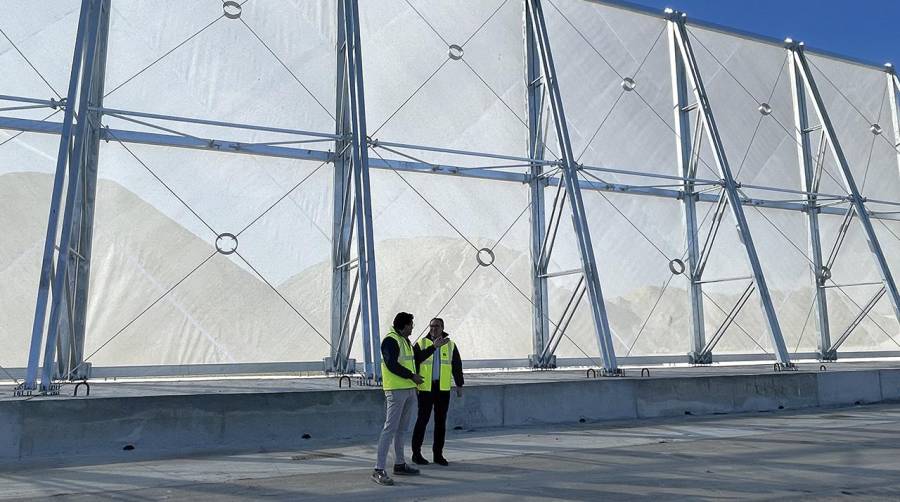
[
  {"left": 456, "top": 387, "right": 463, "bottom": 398},
  {"left": 434, "top": 336, "right": 450, "bottom": 348},
  {"left": 412, "top": 374, "right": 425, "bottom": 385}
]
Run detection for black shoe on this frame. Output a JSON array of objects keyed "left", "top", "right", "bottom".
[
  {"left": 433, "top": 456, "right": 449, "bottom": 466},
  {"left": 393, "top": 463, "right": 420, "bottom": 475},
  {"left": 371, "top": 469, "right": 394, "bottom": 486},
  {"left": 411, "top": 453, "right": 430, "bottom": 465}
]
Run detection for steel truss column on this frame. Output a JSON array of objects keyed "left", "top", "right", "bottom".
[
  {"left": 787, "top": 43, "right": 833, "bottom": 360},
  {"left": 666, "top": 17, "right": 707, "bottom": 364},
  {"left": 888, "top": 64, "right": 900, "bottom": 178},
  {"left": 59, "top": 0, "right": 111, "bottom": 381},
  {"left": 668, "top": 12, "right": 794, "bottom": 368},
  {"left": 525, "top": 4, "right": 552, "bottom": 368},
  {"left": 527, "top": 0, "right": 620, "bottom": 374},
  {"left": 340, "top": 0, "right": 382, "bottom": 381},
  {"left": 790, "top": 44, "right": 900, "bottom": 330},
  {"left": 21, "top": 0, "right": 108, "bottom": 393},
  {"left": 329, "top": 0, "right": 356, "bottom": 375}
]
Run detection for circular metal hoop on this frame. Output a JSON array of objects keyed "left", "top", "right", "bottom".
[
  {"left": 758, "top": 102, "right": 772, "bottom": 116},
  {"left": 448, "top": 44, "right": 464, "bottom": 60},
  {"left": 223, "top": 1, "right": 242, "bottom": 19},
  {"left": 621, "top": 77, "right": 636, "bottom": 91},
  {"left": 668, "top": 258, "right": 686, "bottom": 275},
  {"left": 476, "top": 247, "right": 495, "bottom": 267},
  {"left": 870, "top": 123, "right": 883, "bottom": 135},
  {"left": 818, "top": 265, "right": 832, "bottom": 281},
  {"left": 215, "top": 232, "right": 239, "bottom": 255}
]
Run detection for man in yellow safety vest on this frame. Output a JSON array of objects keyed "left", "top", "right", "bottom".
[
  {"left": 372, "top": 312, "right": 449, "bottom": 486},
  {"left": 411, "top": 317, "right": 464, "bottom": 466}
]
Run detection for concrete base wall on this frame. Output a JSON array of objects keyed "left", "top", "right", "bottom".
[{"left": 2, "top": 368, "right": 897, "bottom": 467}]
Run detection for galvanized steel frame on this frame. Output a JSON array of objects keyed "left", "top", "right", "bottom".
[
  {"left": 527, "top": 0, "right": 620, "bottom": 374},
  {"left": 789, "top": 43, "right": 900, "bottom": 333},
  {"left": 20, "top": 0, "right": 110, "bottom": 392},
  {"left": 2, "top": 1, "right": 900, "bottom": 388},
  {"left": 669, "top": 12, "right": 794, "bottom": 368},
  {"left": 667, "top": 17, "right": 707, "bottom": 364},
  {"left": 787, "top": 41, "right": 834, "bottom": 361},
  {"left": 525, "top": 7, "right": 552, "bottom": 367},
  {"left": 339, "top": 0, "right": 382, "bottom": 381}
]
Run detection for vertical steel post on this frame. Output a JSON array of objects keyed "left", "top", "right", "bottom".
[
  {"left": 787, "top": 42, "right": 833, "bottom": 360},
  {"left": 791, "top": 45, "right": 900, "bottom": 327},
  {"left": 525, "top": 4, "right": 551, "bottom": 367},
  {"left": 527, "top": 0, "right": 619, "bottom": 374},
  {"left": 60, "top": 0, "right": 111, "bottom": 380},
  {"left": 670, "top": 14, "right": 793, "bottom": 368},
  {"left": 331, "top": 0, "right": 354, "bottom": 373},
  {"left": 888, "top": 65, "right": 900, "bottom": 178},
  {"left": 40, "top": 0, "right": 106, "bottom": 390},
  {"left": 342, "top": 0, "right": 382, "bottom": 381},
  {"left": 666, "top": 15, "right": 707, "bottom": 363},
  {"left": 23, "top": 0, "right": 95, "bottom": 390}
]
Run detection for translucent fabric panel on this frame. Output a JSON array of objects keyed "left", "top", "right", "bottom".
[
  {"left": 103, "top": 1, "right": 336, "bottom": 138},
  {"left": 85, "top": 143, "right": 333, "bottom": 366},
  {"left": 359, "top": 0, "right": 528, "bottom": 170},
  {"left": 551, "top": 189, "right": 690, "bottom": 358},
  {"left": 686, "top": 26, "right": 796, "bottom": 187},
  {"left": 545, "top": 0, "right": 676, "bottom": 181},
  {"left": 827, "top": 290, "right": 899, "bottom": 353},
  {"left": 742, "top": 208, "right": 820, "bottom": 354},
  {"left": 5, "top": 0, "right": 900, "bottom": 374},
  {"left": 357, "top": 169, "right": 533, "bottom": 362},
  {"left": 0, "top": 3, "right": 80, "bottom": 371},
  {"left": 806, "top": 55, "right": 892, "bottom": 191},
  {"left": 799, "top": 56, "right": 900, "bottom": 354},
  {"left": 857, "top": 219, "right": 900, "bottom": 350},
  {"left": 815, "top": 210, "right": 897, "bottom": 353},
  {"left": 0, "top": 2, "right": 79, "bottom": 120},
  {"left": 0, "top": 135, "right": 63, "bottom": 369}
]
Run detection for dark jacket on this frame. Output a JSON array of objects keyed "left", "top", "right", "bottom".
[
  {"left": 414, "top": 333, "right": 464, "bottom": 388},
  {"left": 381, "top": 333, "right": 435, "bottom": 380}
]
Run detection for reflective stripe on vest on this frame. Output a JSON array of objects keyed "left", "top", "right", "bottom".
[
  {"left": 381, "top": 330, "right": 417, "bottom": 390},
  {"left": 416, "top": 337, "right": 455, "bottom": 392}
]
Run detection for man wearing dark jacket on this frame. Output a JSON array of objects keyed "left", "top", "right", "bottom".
[
  {"left": 372, "top": 312, "right": 449, "bottom": 486},
  {"left": 411, "top": 317, "right": 464, "bottom": 466}
]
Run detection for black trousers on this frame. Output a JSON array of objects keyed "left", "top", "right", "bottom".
[{"left": 411, "top": 382, "right": 451, "bottom": 457}]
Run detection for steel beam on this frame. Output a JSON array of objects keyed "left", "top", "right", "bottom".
[
  {"left": 829, "top": 286, "right": 887, "bottom": 353},
  {"left": 525, "top": 4, "right": 551, "bottom": 367},
  {"left": 788, "top": 43, "right": 833, "bottom": 361},
  {"left": 669, "top": 13, "right": 793, "bottom": 368},
  {"left": 4, "top": 114, "right": 900, "bottom": 223},
  {"left": 790, "top": 44, "right": 900, "bottom": 330},
  {"left": 702, "top": 282, "right": 756, "bottom": 355},
  {"left": 527, "top": 0, "right": 620, "bottom": 374},
  {"left": 668, "top": 18, "right": 706, "bottom": 363},
  {"left": 540, "top": 276, "right": 586, "bottom": 367}
]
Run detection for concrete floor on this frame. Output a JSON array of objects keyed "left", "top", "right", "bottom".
[{"left": 3, "top": 403, "right": 900, "bottom": 500}]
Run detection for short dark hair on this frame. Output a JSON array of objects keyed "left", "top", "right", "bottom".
[
  {"left": 393, "top": 312, "right": 414, "bottom": 331},
  {"left": 430, "top": 318, "right": 444, "bottom": 327}
]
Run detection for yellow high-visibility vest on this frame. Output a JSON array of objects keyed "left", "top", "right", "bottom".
[
  {"left": 416, "top": 337, "right": 455, "bottom": 392},
  {"left": 381, "top": 329, "right": 417, "bottom": 390}
]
